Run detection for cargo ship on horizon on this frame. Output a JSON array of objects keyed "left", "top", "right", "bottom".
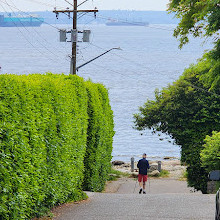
[
  {"left": 106, "top": 19, "right": 149, "bottom": 27},
  {"left": 0, "top": 14, "right": 44, "bottom": 27}
]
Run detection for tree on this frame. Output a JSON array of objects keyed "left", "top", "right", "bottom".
[
  {"left": 168, "top": 0, "right": 220, "bottom": 90},
  {"left": 168, "top": 0, "right": 220, "bottom": 48},
  {"left": 134, "top": 56, "right": 220, "bottom": 193}
]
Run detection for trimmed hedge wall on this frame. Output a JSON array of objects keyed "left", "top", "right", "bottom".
[
  {"left": 83, "top": 82, "right": 114, "bottom": 192},
  {"left": 0, "top": 74, "right": 114, "bottom": 219}
]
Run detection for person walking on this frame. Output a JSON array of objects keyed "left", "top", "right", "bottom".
[{"left": 137, "top": 153, "right": 150, "bottom": 194}]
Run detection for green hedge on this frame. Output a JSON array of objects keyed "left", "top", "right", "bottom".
[
  {"left": 0, "top": 73, "right": 114, "bottom": 219},
  {"left": 83, "top": 82, "right": 114, "bottom": 192}
]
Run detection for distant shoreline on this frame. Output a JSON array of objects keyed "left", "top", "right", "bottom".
[
  {"left": 0, "top": 10, "right": 179, "bottom": 25},
  {"left": 112, "top": 156, "right": 180, "bottom": 163}
]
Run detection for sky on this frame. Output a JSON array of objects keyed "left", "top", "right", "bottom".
[{"left": 0, "top": 0, "right": 170, "bottom": 12}]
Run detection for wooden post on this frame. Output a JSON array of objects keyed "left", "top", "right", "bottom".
[
  {"left": 131, "top": 157, "right": 134, "bottom": 172},
  {"left": 158, "top": 161, "right": 162, "bottom": 172}
]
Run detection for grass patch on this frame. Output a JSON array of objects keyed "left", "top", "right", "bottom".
[
  {"left": 148, "top": 170, "right": 170, "bottom": 178},
  {"left": 147, "top": 170, "right": 170, "bottom": 178},
  {"left": 159, "top": 170, "right": 170, "bottom": 178},
  {"left": 107, "top": 168, "right": 130, "bottom": 181},
  {"left": 178, "top": 170, "right": 188, "bottom": 181},
  {"left": 33, "top": 211, "right": 54, "bottom": 220}
]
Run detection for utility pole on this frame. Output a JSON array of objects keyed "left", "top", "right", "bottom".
[
  {"left": 53, "top": 1, "right": 98, "bottom": 75},
  {"left": 71, "top": 0, "right": 77, "bottom": 75}
]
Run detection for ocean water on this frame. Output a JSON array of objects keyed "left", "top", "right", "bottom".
[{"left": 0, "top": 24, "right": 212, "bottom": 162}]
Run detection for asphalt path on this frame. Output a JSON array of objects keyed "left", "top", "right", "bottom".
[
  {"left": 54, "top": 192, "right": 215, "bottom": 220},
  {"left": 53, "top": 177, "right": 216, "bottom": 220},
  {"left": 115, "top": 178, "right": 201, "bottom": 194}
]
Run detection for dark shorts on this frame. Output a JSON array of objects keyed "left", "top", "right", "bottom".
[{"left": 138, "top": 174, "right": 148, "bottom": 183}]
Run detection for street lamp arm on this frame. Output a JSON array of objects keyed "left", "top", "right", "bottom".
[{"left": 76, "top": 47, "right": 121, "bottom": 71}]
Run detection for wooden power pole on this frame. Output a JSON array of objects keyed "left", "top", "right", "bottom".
[
  {"left": 53, "top": 1, "right": 98, "bottom": 75},
  {"left": 71, "top": 0, "right": 77, "bottom": 75}
]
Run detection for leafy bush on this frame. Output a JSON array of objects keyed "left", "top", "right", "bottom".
[
  {"left": 201, "top": 131, "right": 220, "bottom": 171},
  {"left": 83, "top": 82, "right": 115, "bottom": 192},
  {"left": 0, "top": 73, "right": 114, "bottom": 219}
]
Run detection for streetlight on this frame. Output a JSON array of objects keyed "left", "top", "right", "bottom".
[{"left": 76, "top": 47, "right": 122, "bottom": 71}]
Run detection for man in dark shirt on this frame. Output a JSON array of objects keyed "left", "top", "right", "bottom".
[{"left": 137, "top": 153, "right": 150, "bottom": 194}]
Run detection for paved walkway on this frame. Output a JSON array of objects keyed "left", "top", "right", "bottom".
[
  {"left": 105, "top": 177, "right": 202, "bottom": 194},
  {"left": 53, "top": 178, "right": 215, "bottom": 220}
]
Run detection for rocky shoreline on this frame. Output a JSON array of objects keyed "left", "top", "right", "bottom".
[{"left": 111, "top": 159, "right": 186, "bottom": 179}]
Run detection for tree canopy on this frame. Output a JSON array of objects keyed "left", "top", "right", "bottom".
[
  {"left": 168, "top": 0, "right": 220, "bottom": 90},
  {"left": 168, "top": 0, "right": 220, "bottom": 48}
]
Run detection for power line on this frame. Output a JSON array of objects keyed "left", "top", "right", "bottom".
[
  {"left": 0, "top": 1, "right": 71, "bottom": 66},
  {"left": 3, "top": 0, "right": 70, "bottom": 63},
  {"left": 89, "top": 64, "right": 220, "bottom": 118},
  {"left": 88, "top": 42, "right": 186, "bottom": 80},
  {"left": 11, "top": 0, "right": 68, "bottom": 10},
  {"left": 0, "top": 0, "right": 60, "bottom": 30},
  {"left": 89, "top": 42, "right": 152, "bottom": 70},
  {"left": 79, "top": 52, "right": 220, "bottom": 119},
  {"left": 82, "top": 53, "right": 220, "bottom": 99},
  {"left": 82, "top": 60, "right": 161, "bottom": 88},
  {"left": 167, "top": 75, "right": 220, "bottom": 98},
  {"left": 64, "top": 0, "right": 73, "bottom": 7},
  {"left": 183, "top": 81, "right": 220, "bottom": 98},
  {"left": 0, "top": 0, "right": 76, "bottom": 64},
  {"left": 78, "top": 12, "right": 89, "bottom": 19},
  {"left": 22, "top": 0, "right": 61, "bottom": 8},
  {"left": 0, "top": 3, "right": 60, "bottom": 63},
  {"left": 9, "top": 0, "right": 71, "bottom": 58},
  {"left": 77, "top": 0, "right": 90, "bottom": 7}
]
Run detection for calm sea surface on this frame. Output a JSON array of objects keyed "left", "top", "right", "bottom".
[{"left": 0, "top": 24, "right": 212, "bottom": 162}]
